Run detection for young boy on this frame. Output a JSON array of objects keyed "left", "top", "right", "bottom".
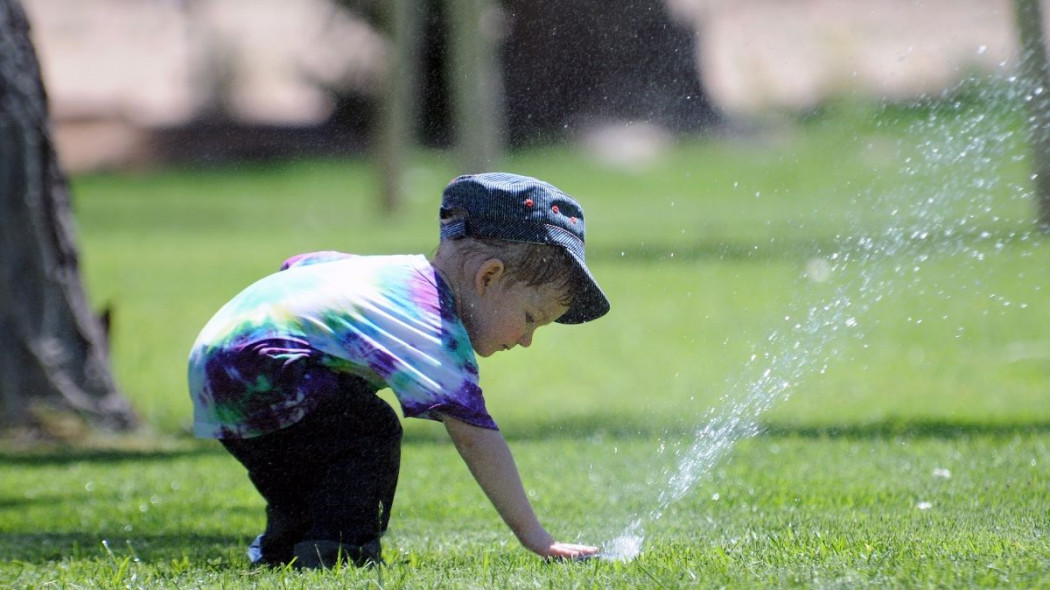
[{"left": 188, "top": 172, "right": 610, "bottom": 568}]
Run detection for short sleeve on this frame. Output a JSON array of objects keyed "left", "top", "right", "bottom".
[
  {"left": 359, "top": 264, "right": 497, "bottom": 430},
  {"left": 296, "top": 256, "right": 498, "bottom": 430}
]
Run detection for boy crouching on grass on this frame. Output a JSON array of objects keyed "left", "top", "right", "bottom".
[{"left": 187, "top": 173, "right": 610, "bottom": 568}]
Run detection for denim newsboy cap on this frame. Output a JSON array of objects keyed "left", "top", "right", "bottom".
[{"left": 439, "top": 172, "right": 610, "bottom": 324}]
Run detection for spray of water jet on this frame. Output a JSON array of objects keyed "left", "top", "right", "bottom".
[{"left": 602, "top": 73, "right": 1042, "bottom": 561}]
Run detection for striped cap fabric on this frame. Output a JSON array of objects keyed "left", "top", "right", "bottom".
[{"left": 439, "top": 172, "right": 610, "bottom": 324}]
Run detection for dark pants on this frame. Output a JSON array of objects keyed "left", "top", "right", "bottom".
[{"left": 221, "top": 378, "right": 402, "bottom": 568}]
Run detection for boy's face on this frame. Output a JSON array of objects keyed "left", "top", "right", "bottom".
[{"left": 464, "top": 260, "right": 568, "bottom": 357}]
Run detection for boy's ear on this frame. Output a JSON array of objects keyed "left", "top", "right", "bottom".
[{"left": 475, "top": 258, "right": 505, "bottom": 295}]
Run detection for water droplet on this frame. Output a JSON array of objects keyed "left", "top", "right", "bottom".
[
  {"left": 603, "top": 534, "right": 644, "bottom": 562},
  {"left": 805, "top": 258, "right": 832, "bottom": 282}
]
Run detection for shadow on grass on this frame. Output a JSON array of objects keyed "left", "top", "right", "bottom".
[
  {"left": 586, "top": 227, "right": 1042, "bottom": 264},
  {"left": 457, "top": 415, "right": 1050, "bottom": 443},
  {"left": 760, "top": 419, "right": 1050, "bottom": 440},
  {"left": 0, "top": 441, "right": 225, "bottom": 466},
  {"left": 588, "top": 238, "right": 830, "bottom": 263},
  {"left": 0, "top": 531, "right": 246, "bottom": 565},
  {"left": 3, "top": 417, "right": 1045, "bottom": 464}
]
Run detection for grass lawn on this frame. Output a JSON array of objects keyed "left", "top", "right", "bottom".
[{"left": 2, "top": 88, "right": 1049, "bottom": 588}]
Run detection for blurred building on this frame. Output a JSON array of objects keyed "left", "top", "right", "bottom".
[
  {"left": 24, "top": 0, "right": 386, "bottom": 171},
  {"left": 676, "top": 0, "right": 1020, "bottom": 116},
  {"left": 23, "top": 0, "right": 1023, "bottom": 173}
]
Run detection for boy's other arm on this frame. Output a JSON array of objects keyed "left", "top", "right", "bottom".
[{"left": 443, "top": 416, "right": 598, "bottom": 559}]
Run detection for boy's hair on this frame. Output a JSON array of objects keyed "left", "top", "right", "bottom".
[{"left": 438, "top": 213, "right": 585, "bottom": 306}]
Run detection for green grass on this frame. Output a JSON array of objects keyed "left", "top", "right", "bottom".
[
  {"left": 3, "top": 433, "right": 1048, "bottom": 588},
  {"left": 3, "top": 92, "right": 1049, "bottom": 588}
]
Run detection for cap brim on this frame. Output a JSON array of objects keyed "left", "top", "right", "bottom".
[{"left": 556, "top": 251, "right": 610, "bottom": 324}]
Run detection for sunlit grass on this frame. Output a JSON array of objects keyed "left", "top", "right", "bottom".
[
  {"left": 3, "top": 94, "right": 1048, "bottom": 587},
  {"left": 3, "top": 432, "right": 1047, "bottom": 588}
]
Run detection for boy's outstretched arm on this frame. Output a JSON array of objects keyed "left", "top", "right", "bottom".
[{"left": 443, "top": 416, "right": 598, "bottom": 559}]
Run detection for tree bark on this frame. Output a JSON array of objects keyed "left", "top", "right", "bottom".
[
  {"left": 1013, "top": 0, "right": 1050, "bottom": 231},
  {"left": 0, "top": 0, "right": 137, "bottom": 432}
]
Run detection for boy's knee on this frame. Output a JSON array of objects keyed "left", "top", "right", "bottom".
[
  {"left": 382, "top": 406, "right": 403, "bottom": 442},
  {"left": 365, "top": 395, "right": 403, "bottom": 444}
]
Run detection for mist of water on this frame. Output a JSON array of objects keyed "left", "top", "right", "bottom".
[{"left": 602, "top": 73, "right": 1041, "bottom": 561}]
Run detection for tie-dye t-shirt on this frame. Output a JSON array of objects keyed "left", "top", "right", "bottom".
[{"left": 188, "top": 252, "right": 496, "bottom": 439}]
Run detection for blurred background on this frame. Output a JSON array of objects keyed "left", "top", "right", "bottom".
[
  {"left": 25, "top": 0, "right": 1021, "bottom": 175},
  {"left": 3, "top": 4, "right": 1048, "bottom": 582},
  {"left": 7, "top": 0, "right": 1047, "bottom": 437}
]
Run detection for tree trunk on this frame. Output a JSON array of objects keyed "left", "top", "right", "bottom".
[
  {"left": 0, "top": 0, "right": 137, "bottom": 432},
  {"left": 1013, "top": 0, "right": 1050, "bottom": 231},
  {"left": 501, "top": 0, "right": 720, "bottom": 145},
  {"left": 376, "top": 0, "right": 422, "bottom": 215},
  {"left": 448, "top": 0, "right": 505, "bottom": 172}
]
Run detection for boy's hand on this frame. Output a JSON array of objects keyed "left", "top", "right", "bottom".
[{"left": 538, "top": 542, "right": 600, "bottom": 560}]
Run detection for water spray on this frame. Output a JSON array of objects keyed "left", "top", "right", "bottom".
[{"left": 601, "top": 72, "right": 1041, "bottom": 561}]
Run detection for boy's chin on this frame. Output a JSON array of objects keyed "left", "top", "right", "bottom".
[{"left": 475, "top": 344, "right": 507, "bottom": 358}]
